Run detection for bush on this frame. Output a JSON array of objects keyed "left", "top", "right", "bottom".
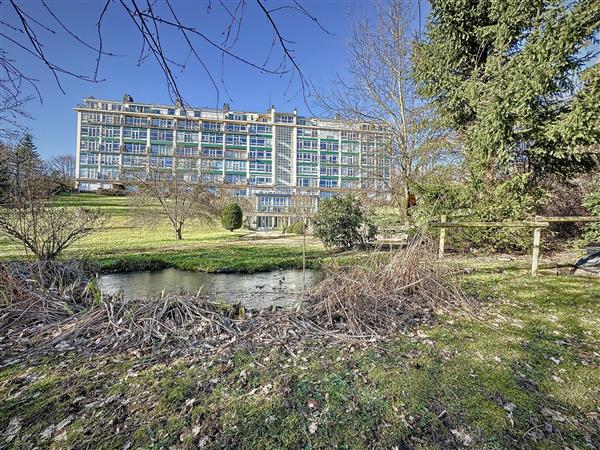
[
  {"left": 582, "top": 182, "right": 600, "bottom": 243},
  {"left": 289, "top": 221, "right": 305, "bottom": 235},
  {"left": 221, "top": 203, "right": 243, "bottom": 231},
  {"left": 312, "top": 195, "right": 376, "bottom": 249}
]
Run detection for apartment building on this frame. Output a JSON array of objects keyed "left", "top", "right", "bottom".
[{"left": 75, "top": 96, "right": 391, "bottom": 229}]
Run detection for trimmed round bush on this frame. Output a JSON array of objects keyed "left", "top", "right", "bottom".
[{"left": 221, "top": 203, "right": 243, "bottom": 231}]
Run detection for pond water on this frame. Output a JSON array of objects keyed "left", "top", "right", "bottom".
[{"left": 97, "top": 268, "right": 315, "bottom": 309}]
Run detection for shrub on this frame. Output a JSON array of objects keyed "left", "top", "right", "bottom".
[
  {"left": 582, "top": 182, "right": 600, "bottom": 243},
  {"left": 221, "top": 203, "right": 243, "bottom": 231},
  {"left": 312, "top": 195, "right": 376, "bottom": 249},
  {"left": 290, "top": 221, "right": 305, "bottom": 235}
]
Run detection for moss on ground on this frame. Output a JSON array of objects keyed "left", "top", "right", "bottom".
[{"left": 1, "top": 272, "right": 598, "bottom": 449}]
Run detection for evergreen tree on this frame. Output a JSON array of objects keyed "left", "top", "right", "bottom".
[
  {"left": 221, "top": 203, "right": 243, "bottom": 231},
  {"left": 0, "top": 144, "right": 11, "bottom": 201},
  {"left": 11, "top": 133, "right": 42, "bottom": 194},
  {"left": 414, "top": 0, "right": 600, "bottom": 181}
]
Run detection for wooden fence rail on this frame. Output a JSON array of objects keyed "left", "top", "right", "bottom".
[{"left": 430, "top": 216, "right": 600, "bottom": 276}]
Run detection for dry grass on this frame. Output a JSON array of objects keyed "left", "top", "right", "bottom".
[
  {"left": 306, "top": 235, "right": 473, "bottom": 336},
  {"left": 0, "top": 260, "right": 97, "bottom": 332}
]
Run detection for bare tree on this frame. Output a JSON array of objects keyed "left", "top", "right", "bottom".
[
  {"left": 130, "top": 169, "right": 220, "bottom": 240},
  {"left": 1, "top": 0, "right": 329, "bottom": 134},
  {"left": 317, "top": 1, "right": 459, "bottom": 222},
  {"left": 46, "top": 154, "right": 76, "bottom": 192},
  {"left": 0, "top": 173, "right": 109, "bottom": 260}
]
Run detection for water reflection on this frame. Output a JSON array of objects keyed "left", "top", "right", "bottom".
[{"left": 97, "top": 268, "right": 314, "bottom": 309}]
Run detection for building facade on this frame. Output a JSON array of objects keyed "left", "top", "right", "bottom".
[{"left": 75, "top": 97, "right": 390, "bottom": 229}]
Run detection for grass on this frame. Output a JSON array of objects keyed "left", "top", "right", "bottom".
[
  {"left": 1, "top": 272, "right": 599, "bottom": 448},
  {"left": 0, "top": 193, "right": 330, "bottom": 272}
]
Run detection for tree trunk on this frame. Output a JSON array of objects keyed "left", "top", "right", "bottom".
[{"left": 175, "top": 227, "right": 183, "bottom": 240}]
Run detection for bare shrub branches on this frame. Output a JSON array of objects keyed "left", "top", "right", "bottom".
[
  {"left": 0, "top": 198, "right": 110, "bottom": 260},
  {"left": 306, "top": 236, "right": 473, "bottom": 337}
]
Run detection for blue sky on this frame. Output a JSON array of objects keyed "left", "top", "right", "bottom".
[{"left": 0, "top": 0, "right": 427, "bottom": 159}]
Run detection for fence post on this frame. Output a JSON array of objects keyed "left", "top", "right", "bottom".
[
  {"left": 531, "top": 226, "right": 541, "bottom": 277},
  {"left": 439, "top": 214, "right": 447, "bottom": 258}
]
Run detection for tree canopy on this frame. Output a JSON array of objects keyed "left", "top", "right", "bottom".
[{"left": 414, "top": 0, "right": 600, "bottom": 180}]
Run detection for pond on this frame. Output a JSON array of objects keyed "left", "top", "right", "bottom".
[{"left": 97, "top": 268, "right": 315, "bottom": 309}]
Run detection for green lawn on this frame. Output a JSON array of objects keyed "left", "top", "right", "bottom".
[
  {"left": 1, "top": 272, "right": 598, "bottom": 448},
  {"left": 0, "top": 193, "right": 330, "bottom": 272}
]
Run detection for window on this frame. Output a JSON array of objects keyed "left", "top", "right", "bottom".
[
  {"left": 122, "top": 155, "right": 147, "bottom": 167},
  {"left": 361, "top": 155, "right": 375, "bottom": 165},
  {"left": 202, "top": 147, "right": 223, "bottom": 158},
  {"left": 150, "top": 156, "right": 173, "bottom": 168},
  {"left": 249, "top": 161, "right": 272, "bottom": 173},
  {"left": 201, "top": 133, "right": 223, "bottom": 144},
  {"left": 320, "top": 179, "right": 338, "bottom": 188},
  {"left": 297, "top": 128, "right": 317, "bottom": 138},
  {"left": 225, "top": 134, "right": 247, "bottom": 146},
  {"left": 176, "top": 131, "right": 199, "bottom": 143},
  {"left": 150, "top": 129, "right": 173, "bottom": 142},
  {"left": 202, "top": 122, "right": 222, "bottom": 132},
  {"left": 81, "top": 112, "right": 101, "bottom": 123},
  {"left": 150, "top": 144, "right": 172, "bottom": 155},
  {"left": 101, "top": 142, "right": 119, "bottom": 152},
  {"left": 124, "top": 143, "right": 146, "bottom": 154},
  {"left": 102, "top": 126, "right": 121, "bottom": 138},
  {"left": 320, "top": 153, "right": 338, "bottom": 164},
  {"left": 341, "top": 166, "right": 356, "bottom": 177},
  {"left": 225, "top": 160, "right": 246, "bottom": 172},
  {"left": 341, "top": 179, "right": 359, "bottom": 189},
  {"left": 320, "top": 166, "right": 339, "bottom": 176},
  {"left": 202, "top": 173, "right": 223, "bottom": 183},
  {"left": 297, "top": 139, "right": 318, "bottom": 150},
  {"left": 341, "top": 154, "right": 357, "bottom": 165},
  {"left": 81, "top": 140, "right": 100, "bottom": 151},
  {"left": 150, "top": 118, "right": 173, "bottom": 128},
  {"left": 225, "top": 149, "right": 246, "bottom": 159},
  {"left": 176, "top": 147, "right": 199, "bottom": 156},
  {"left": 80, "top": 153, "right": 97, "bottom": 165},
  {"left": 296, "top": 177, "right": 318, "bottom": 188},
  {"left": 202, "top": 159, "right": 223, "bottom": 171},
  {"left": 125, "top": 116, "right": 147, "bottom": 127},
  {"left": 275, "top": 114, "right": 293, "bottom": 123},
  {"left": 341, "top": 142, "right": 359, "bottom": 153},
  {"left": 101, "top": 113, "right": 119, "bottom": 124},
  {"left": 341, "top": 130, "right": 359, "bottom": 140},
  {"left": 124, "top": 128, "right": 147, "bottom": 140},
  {"left": 297, "top": 165, "right": 317, "bottom": 175},
  {"left": 297, "top": 152, "right": 317, "bottom": 163},
  {"left": 177, "top": 158, "right": 197, "bottom": 169},
  {"left": 320, "top": 141, "right": 339, "bottom": 152},
  {"left": 248, "top": 176, "right": 272, "bottom": 186},
  {"left": 249, "top": 124, "right": 272, "bottom": 134},
  {"left": 225, "top": 123, "right": 247, "bottom": 132},
  {"left": 249, "top": 136, "right": 271, "bottom": 147},
  {"left": 227, "top": 113, "right": 247, "bottom": 121},
  {"left": 177, "top": 120, "right": 198, "bottom": 130},
  {"left": 319, "top": 129, "right": 340, "bottom": 140},
  {"left": 249, "top": 149, "right": 272, "bottom": 159},
  {"left": 100, "top": 154, "right": 119, "bottom": 165},
  {"left": 224, "top": 174, "right": 246, "bottom": 184},
  {"left": 81, "top": 126, "right": 100, "bottom": 137}
]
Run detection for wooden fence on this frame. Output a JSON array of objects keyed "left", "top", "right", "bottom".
[{"left": 430, "top": 216, "right": 600, "bottom": 276}]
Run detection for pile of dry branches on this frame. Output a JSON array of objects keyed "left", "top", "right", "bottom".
[
  {"left": 49, "top": 293, "right": 245, "bottom": 353},
  {"left": 0, "top": 260, "right": 97, "bottom": 333},
  {"left": 305, "top": 236, "right": 472, "bottom": 336}
]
